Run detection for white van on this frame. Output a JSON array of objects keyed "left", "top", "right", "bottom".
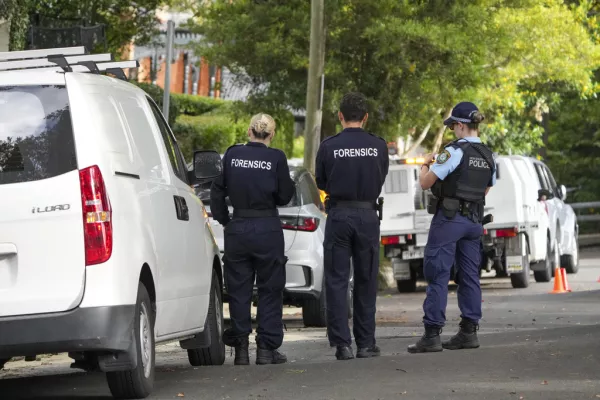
[
  {"left": 0, "top": 47, "right": 225, "bottom": 399},
  {"left": 483, "top": 155, "right": 579, "bottom": 287},
  {"left": 380, "top": 157, "right": 434, "bottom": 292}
]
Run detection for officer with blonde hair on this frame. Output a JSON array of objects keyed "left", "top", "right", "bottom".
[{"left": 211, "top": 113, "right": 295, "bottom": 365}]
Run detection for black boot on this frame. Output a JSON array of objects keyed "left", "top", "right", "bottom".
[
  {"left": 407, "top": 326, "right": 443, "bottom": 354},
  {"left": 335, "top": 345, "right": 354, "bottom": 361},
  {"left": 223, "top": 331, "right": 249, "bottom": 365},
  {"left": 234, "top": 337, "right": 250, "bottom": 365},
  {"left": 256, "top": 346, "right": 287, "bottom": 365},
  {"left": 442, "top": 319, "right": 480, "bottom": 350},
  {"left": 357, "top": 345, "right": 380, "bottom": 359}
]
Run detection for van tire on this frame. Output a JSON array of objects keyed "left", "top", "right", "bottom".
[
  {"left": 534, "top": 237, "right": 555, "bottom": 283},
  {"left": 510, "top": 262, "right": 530, "bottom": 288},
  {"left": 188, "top": 272, "right": 226, "bottom": 366},
  {"left": 561, "top": 232, "right": 579, "bottom": 274},
  {"left": 106, "top": 283, "right": 154, "bottom": 400},
  {"left": 303, "top": 280, "right": 327, "bottom": 327},
  {"left": 397, "top": 278, "right": 417, "bottom": 293}
]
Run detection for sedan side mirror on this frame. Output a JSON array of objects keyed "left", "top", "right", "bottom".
[
  {"left": 538, "top": 188, "right": 553, "bottom": 201},
  {"left": 558, "top": 184, "right": 567, "bottom": 201},
  {"left": 193, "top": 150, "right": 222, "bottom": 180}
]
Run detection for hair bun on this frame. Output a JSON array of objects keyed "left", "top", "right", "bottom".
[{"left": 470, "top": 111, "right": 485, "bottom": 124}]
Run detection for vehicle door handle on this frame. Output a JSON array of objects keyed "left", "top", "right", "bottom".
[{"left": 174, "top": 195, "right": 190, "bottom": 221}]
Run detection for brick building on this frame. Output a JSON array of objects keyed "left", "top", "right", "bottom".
[{"left": 132, "top": 29, "right": 222, "bottom": 98}]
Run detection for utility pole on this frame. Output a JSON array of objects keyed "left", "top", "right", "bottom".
[
  {"left": 162, "top": 20, "right": 175, "bottom": 121},
  {"left": 303, "top": 0, "right": 325, "bottom": 173}
]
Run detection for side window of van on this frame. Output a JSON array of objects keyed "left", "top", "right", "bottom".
[
  {"left": 146, "top": 98, "right": 188, "bottom": 184},
  {"left": 534, "top": 163, "right": 550, "bottom": 191},
  {"left": 118, "top": 96, "right": 164, "bottom": 180}
]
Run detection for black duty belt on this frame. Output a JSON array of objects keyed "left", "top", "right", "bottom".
[
  {"left": 233, "top": 208, "right": 279, "bottom": 218},
  {"left": 330, "top": 200, "right": 377, "bottom": 210}
]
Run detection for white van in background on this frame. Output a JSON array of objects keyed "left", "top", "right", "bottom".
[{"left": 483, "top": 156, "right": 579, "bottom": 287}]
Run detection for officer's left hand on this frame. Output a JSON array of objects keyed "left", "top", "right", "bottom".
[{"left": 423, "top": 153, "right": 435, "bottom": 165}]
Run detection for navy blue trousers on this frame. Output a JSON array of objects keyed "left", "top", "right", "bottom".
[
  {"left": 324, "top": 208, "right": 380, "bottom": 348},
  {"left": 423, "top": 211, "right": 483, "bottom": 328},
  {"left": 222, "top": 217, "right": 287, "bottom": 350}
]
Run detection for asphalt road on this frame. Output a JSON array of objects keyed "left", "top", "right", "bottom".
[{"left": 2, "top": 249, "right": 599, "bottom": 400}]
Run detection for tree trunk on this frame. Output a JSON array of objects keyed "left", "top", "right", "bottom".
[
  {"left": 401, "top": 109, "right": 441, "bottom": 157},
  {"left": 432, "top": 108, "right": 452, "bottom": 153}
]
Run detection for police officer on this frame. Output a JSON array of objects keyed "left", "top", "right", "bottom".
[
  {"left": 407, "top": 101, "right": 496, "bottom": 354},
  {"left": 315, "top": 92, "right": 389, "bottom": 360},
  {"left": 210, "top": 113, "right": 295, "bottom": 365}
]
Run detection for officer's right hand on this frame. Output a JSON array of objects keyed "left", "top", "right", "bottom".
[{"left": 423, "top": 153, "right": 435, "bottom": 165}]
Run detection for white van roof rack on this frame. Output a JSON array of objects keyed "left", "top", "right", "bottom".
[{"left": 0, "top": 46, "right": 139, "bottom": 81}]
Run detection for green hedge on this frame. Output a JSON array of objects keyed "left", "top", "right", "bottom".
[
  {"left": 130, "top": 82, "right": 180, "bottom": 126},
  {"left": 173, "top": 93, "right": 226, "bottom": 116},
  {"left": 173, "top": 115, "right": 247, "bottom": 161}
]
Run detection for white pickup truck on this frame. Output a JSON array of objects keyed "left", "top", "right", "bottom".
[
  {"left": 379, "top": 157, "right": 434, "bottom": 292},
  {"left": 380, "top": 154, "right": 580, "bottom": 293}
]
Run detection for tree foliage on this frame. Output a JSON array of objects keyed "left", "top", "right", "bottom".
[
  {"left": 185, "top": 0, "right": 600, "bottom": 156},
  {"left": 2, "top": 0, "right": 171, "bottom": 55}
]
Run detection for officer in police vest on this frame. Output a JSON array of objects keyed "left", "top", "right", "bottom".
[
  {"left": 408, "top": 101, "right": 496, "bottom": 354},
  {"left": 315, "top": 92, "right": 389, "bottom": 360},
  {"left": 210, "top": 113, "right": 295, "bottom": 365}
]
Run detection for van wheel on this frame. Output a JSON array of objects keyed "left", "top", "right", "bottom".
[
  {"left": 396, "top": 278, "right": 417, "bottom": 293},
  {"left": 106, "top": 283, "right": 154, "bottom": 400},
  {"left": 561, "top": 232, "right": 579, "bottom": 274},
  {"left": 510, "top": 261, "right": 530, "bottom": 288},
  {"left": 303, "top": 281, "right": 327, "bottom": 327},
  {"left": 534, "top": 237, "right": 555, "bottom": 283},
  {"left": 188, "top": 272, "right": 226, "bottom": 366}
]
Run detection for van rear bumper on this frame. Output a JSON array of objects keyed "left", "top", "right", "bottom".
[{"left": 0, "top": 305, "right": 135, "bottom": 358}]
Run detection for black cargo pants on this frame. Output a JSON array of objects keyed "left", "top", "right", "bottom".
[
  {"left": 222, "top": 217, "right": 287, "bottom": 350},
  {"left": 324, "top": 207, "right": 380, "bottom": 348}
]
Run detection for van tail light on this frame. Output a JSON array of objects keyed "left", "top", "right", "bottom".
[
  {"left": 496, "top": 227, "right": 518, "bottom": 238},
  {"left": 79, "top": 165, "right": 113, "bottom": 266},
  {"left": 381, "top": 236, "right": 400, "bottom": 245},
  {"left": 281, "top": 216, "right": 319, "bottom": 232}
]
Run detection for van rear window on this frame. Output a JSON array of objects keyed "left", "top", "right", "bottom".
[{"left": 0, "top": 85, "right": 76, "bottom": 185}]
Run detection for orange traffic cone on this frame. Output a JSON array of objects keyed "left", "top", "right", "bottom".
[
  {"left": 560, "top": 268, "right": 571, "bottom": 292},
  {"left": 550, "top": 267, "right": 567, "bottom": 294}
]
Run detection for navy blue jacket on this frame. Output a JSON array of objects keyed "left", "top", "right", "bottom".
[
  {"left": 210, "top": 142, "right": 295, "bottom": 226},
  {"left": 315, "top": 128, "right": 389, "bottom": 202}
]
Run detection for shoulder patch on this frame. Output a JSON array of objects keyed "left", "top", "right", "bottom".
[{"left": 436, "top": 150, "right": 451, "bottom": 164}]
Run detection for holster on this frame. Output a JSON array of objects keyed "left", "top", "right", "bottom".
[
  {"left": 377, "top": 197, "right": 384, "bottom": 221},
  {"left": 441, "top": 198, "right": 460, "bottom": 219}
]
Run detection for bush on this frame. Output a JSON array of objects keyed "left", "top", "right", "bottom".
[
  {"left": 173, "top": 93, "right": 226, "bottom": 116},
  {"left": 173, "top": 115, "right": 239, "bottom": 161},
  {"left": 130, "top": 82, "right": 180, "bottom": 126}
]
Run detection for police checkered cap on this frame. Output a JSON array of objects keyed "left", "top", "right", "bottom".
[
  {"left": 443, "top": 102, "right": 480, "bottom": 126},
  {"left": 249, "top": 113, "right": 276, "bottom": 136}
]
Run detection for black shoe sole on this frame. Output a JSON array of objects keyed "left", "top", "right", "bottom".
[
  {"left": 356, "top": 351, "right": 380, "bottom": 359},
  {"left": 407, "top": 345, "right": 443, "bottom": 354},
  {"left": 336, "top": 354, "right": 355, "bottom": 361},
  {"left": 256, "top": 358, "right": 287, "bottom": 365},
  {"left": 442, "top": 342, "right": 480, "bottom": 350}
]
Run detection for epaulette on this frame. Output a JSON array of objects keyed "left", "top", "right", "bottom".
[
  {"left": 320, "top": 133, "right": 341, "bottom": 145},
  {"left": 444, "top": 139, "right": 462, "bottom": 149},
  {"left": 366, "top": 131, "right": 387, "bottom": 143},
  {"left": 223, "top": 143, "right": 244, "bottom": 158}
]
